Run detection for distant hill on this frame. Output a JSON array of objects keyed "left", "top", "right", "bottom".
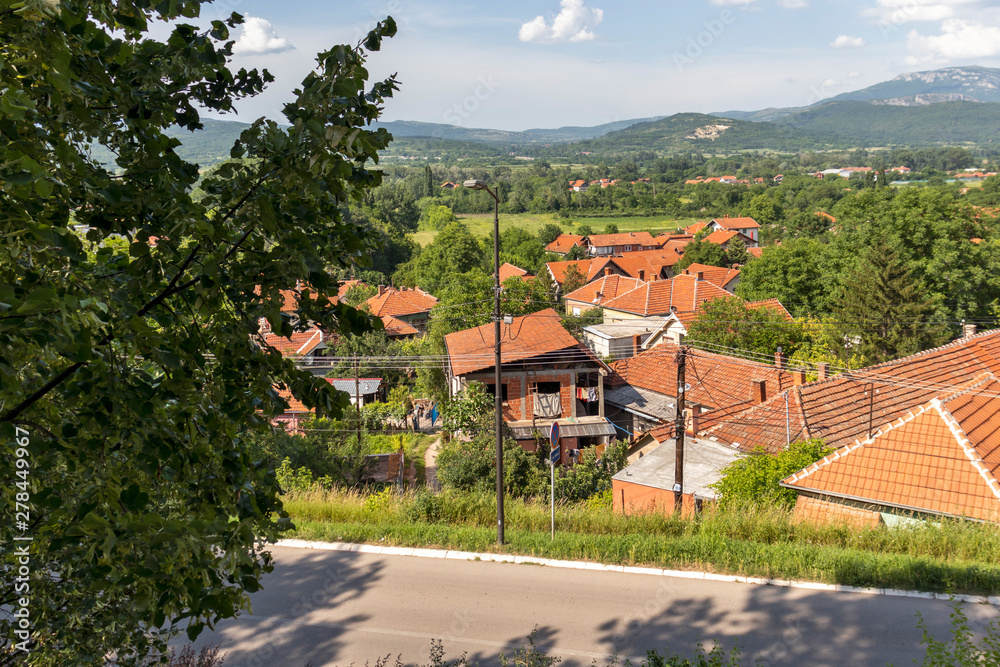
[
  {"left": 774, "top": 100, "right": 1000, "bottom": 145},
  {"left": 714, "top": 65, "right": 1000, "bottom": 121},
  {"left": 370, "top": 117, "right": 665, "bottom": 144},
  {"left": 88, "top": 118, "right": 252, "bottom": 170},
  {"left": 556, "top": 112, "right": 844, "bottom": 154}
]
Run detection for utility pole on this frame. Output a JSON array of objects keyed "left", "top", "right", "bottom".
[
  {"left": 464, "top": 179, "right": 504, "bottom": 545},
  {"left": 673, "top": 345, "right": 687, "bottom": 514},
  {"left": 355, "top": 357, "right": 362, "bottom": 447},
  {"left": 866, "top": 382, "right": 875, "bottom": 439}
]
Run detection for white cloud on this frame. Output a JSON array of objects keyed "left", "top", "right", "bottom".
[
  {"left": 907, "top": 19, "right": 1000, "bottom": 59},
  {"left": 518, "top": 0, "right": 604, "bottom": 43},
  {"left": 776, "top": 0, "right": 807, "bottom": 8},
  {"left": 847, "top": 71, "right": 862, "bottom": 78},
  {"left": 710, "top": 0, "right": 756, "bottom": 6},
  {"left": 233, "top": 16, "right": 293, "bottom": 55},
  {"left": 822, "top": 78, "right": 842, "bottom": 87},
  {"left": 863, "top": 0, "right": 977, "bottom": 24},
  {"left": 831, "top": 35, "right": 866, "bottom": 47}
]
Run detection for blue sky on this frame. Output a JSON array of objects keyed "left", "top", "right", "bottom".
[{"left": 204, "top": 0, "right": 1000, "bottom": 130}]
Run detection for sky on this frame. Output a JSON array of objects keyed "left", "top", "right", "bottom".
[{"left": 196, "top": 0, "right": 1000, "bottom": 131}]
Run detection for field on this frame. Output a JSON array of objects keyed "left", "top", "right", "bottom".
[{"left": 411, "top": 213, "right": 699, "bottom": 247}]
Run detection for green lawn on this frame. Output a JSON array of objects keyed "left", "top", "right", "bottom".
[{"left": 412, "top": 213, "right": 699, "bottom": 247}]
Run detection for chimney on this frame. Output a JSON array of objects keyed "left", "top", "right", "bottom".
[
  {"left": 685, "top": 407, "right": 700, "bottom": 436},
  {"left": 963, "top": 323, "right": 978, "bottom": 338},
  {"left": 632, "top": 334, "right": 642, "bottom": 357},
  {"left": 775, "top": 346, "right": 786, "bottom": 371},
  {"left": 817, "top": 362, "right": 829, "bottom": 381},
  {"left": 793, "top": 369, "right": 807, "bottom": 386},
  {"left": 378, "top": 285, "right": 386, "bottom": 297},
  {"left": 751, "top": 379, "right": 766, "bottom": 404},
  {"left": 696, "top": 271, "right": 704, "bottom": 281},
  {"left": 604, "top": 267, "right": 612, "bottom": 276}
]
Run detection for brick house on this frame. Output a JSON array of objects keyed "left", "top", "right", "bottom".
[{"left": 444, "top": 308, "right": 615, "bottom": 464}]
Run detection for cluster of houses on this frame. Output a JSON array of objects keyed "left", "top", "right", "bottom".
[
  {"left": 258, "top": 211, "right": 1000, "bottom": 527},
  {"left": 568, "top": 177, "right": 652, "bottom": 192}
]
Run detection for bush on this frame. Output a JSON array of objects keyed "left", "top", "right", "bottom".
[{"left": 711, "top": 439, "right": 831, "bottom": 509}]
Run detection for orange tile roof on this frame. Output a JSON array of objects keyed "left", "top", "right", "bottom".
[
  {"left": 365, "top": 286, "right": 438, "bottom": 318},
  {"left": 814, "top": 211, "right": 837, "bottom": 223},
  {"left": 601, "top": 274, "right": 733, "bottom": 318},
  {"left": 746, "top": 298, "right": 792, "bottom": 320},
  {"left": 585, "top": 232, "right": 657, "bottom": 248},
  {"left": 781, "top": 374, "right": 1000, "bottom": 522},
  {"left": 703, "top": 230, "right": 754, "bottom": 246},
  {"left": 499, "top": 262, "right": 532, "bottom": 282},
  {"left": 380, "top": 315, "right": 418, "bottom": 337},
  {"left": 262, "top": 328, "right": 328, "bottom": 357},
  {"left": 747, "top": 247, "right": 764, "bottom": 258},
  {"left": 445, "top": 308, "right": 583, "bottom": 376},
  {"left": 706, "top": 329, "right": 1000, "bottom": 455},
  {"left": 276, "top": 378, "right": 336, "bottom": 414},
  {"left": 563, "top": 275, "right": 646, "bottom": 307},
  {"left": 546, "top": 258, "right": 624, "bottom": 285},
  {"left": 608, "top": 255, "right": 668, "bottom": 280},
  {"left": 611, "top": 343, "right": 796, "bottom": 432},
  {"left": 712, "top": 216, "right": 760, "bottom": 230},
  {"left": 338, "top": 279, "right": 365, "bottom": 300},
  {"left": 682, "top": 264, "right": 740, "bottom": 288},
  {"left": 685, "top": 221, "right": 709, "bottom": 235},
  {"left": 544, "top": 234, "right": 585, "bottom": 254}
]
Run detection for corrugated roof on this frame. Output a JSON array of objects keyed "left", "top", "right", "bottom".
[
  {"left": 328, "top": 378, "right": 383, "bottom": 398},
  {"left": 605, "top": 384, "right": 677, "bottom": 422},
  {"left": 612, "top": 437, "right": 739, "bottom": 499}
]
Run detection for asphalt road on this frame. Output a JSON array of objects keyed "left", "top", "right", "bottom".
[{"left": 186, "top": 545, "right": 999, "bottom": 667}]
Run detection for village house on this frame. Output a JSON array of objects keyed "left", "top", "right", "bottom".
[
  {"left": 545, "top": 258, "right": 629, "bottom": 295},
  {"left": 364, "top": 285, "right": 438, "bottom": 334},
  {"left": 444, "top": 308, "right": 616, "bottom": 464},
  {"left": 781, "top": 372, "right": 1000, "bottom": 526},
  {"left": 544, "top": 233, "right": 586, "bottom": 256},
  {"left": 580, "top": 317, "right": 666, "bottom": 361},
  {"left": 568, "top": 179, "right": 589, "bottom": 192},
  {"left": 680, "top": 264, "right": 741, "bottom": 293},
  {"left": 262, "top": 328, "right": 336, "bottom": 375},
  {"left": 707, "top": 215, "right": 760, "bottom": 244},
  {"left": 639, "top": 299, "right": 791, "bottom": 349},
  {"left": 563, "top": 275, "right": 645, "bottom": 316},
  {"left": 584, "top": 232, "right": 659, "bottom": 256},
  {"left": 703, "top": 229, "right": 758, "bottom": 250},
  {"left": 599, "top": 272, "right": 733, "bottom": 323}
]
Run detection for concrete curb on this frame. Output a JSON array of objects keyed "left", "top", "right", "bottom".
[{"left": 274, "top": 539, "right": 1000, "bottom": 606}]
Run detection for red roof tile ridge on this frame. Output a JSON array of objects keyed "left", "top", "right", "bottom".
[{"left": 930, "top": 398, "right": 1000, "bottom": 502}]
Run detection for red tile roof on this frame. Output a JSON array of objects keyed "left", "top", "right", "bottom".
[
  {"left": 380, "top": 315, "right": 419, "bottom": 337},
  {"left": 703, "top": 230, "right": 755, "bottom": 246},
  {"left": 445, "top": 308, "right": 583, "bottom": 376},
  {"left": 546, "top": 258, "right": 624, "bottom": 285},
  {"left": 365, "top": 286, "right": 438, "bottom": 318},
  {"left": 585, "top": 232, "right": 657, "bottom": 248},
  {"left": 611, "top": 343, "right": 796, "bottom": 432},
  {"left": 563, "top": 275, "right": 646, "bottom": 307},
  {"left": 499, "top": 262, "right": 532, "bottom": 282},
  {"left": 747, "top": 247, "right": 764, "bottom": 259},
  {"left": 685, "top": 221, "right": 709, "bottom": 235},
  {"left": 544, "top": 234, "right": 586, "bottom": 254},
  {"left": 338, "top": 279, "right": 365, "bottom": 300},
  {"left": 262, "top": 328, "right": 328, "bottom": 357},
  {"left": 746, "top": 298, "right": 792, "bottom": 320},
  {"left": 712, "top": 216, "right": 760, "bottom": 230},
  {"left": 782, "top": 374, "right": 1000, "bottom": 522},
  {"left": 706, "top": 329, "right": 1000, "bottom": 455},
  {"left": 682, "top": 264, "right": 740, "bottom": 289},
  {"left": 600, "top": 274, "right": 733, "bottom": 319}
]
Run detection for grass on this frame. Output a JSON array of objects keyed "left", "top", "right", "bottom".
[
  {"left": 411, "top": 213, "right": 699, "bottom": 247},
  {"left": 280, "top": 488, "right": 1000, "bottom": 596}
]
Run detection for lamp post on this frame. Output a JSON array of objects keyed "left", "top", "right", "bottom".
[{"left": 463, "top": 178, "right": 504, "bottom": 545}]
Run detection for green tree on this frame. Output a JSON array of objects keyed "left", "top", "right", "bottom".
[
  {"left": 743, "top": 194, "right": 781, "bottom": 226},
  {"left": 832, "top": 241, "right": 948, "bottom": 365},
  {"left": 602, "top": 223, "right": 620, "bottom": 234},
  {"left": 576, "top": 224, "right": 594, "bottom": 237},
  {"left": 561, "top": 263, "right": 588, "bottom": 295},
  {"left": 711, "top": 440, "right": 832, "bottom": 509},
  {"left": 394, "top": 220, "right": 485, "bottom": 288},
  {"left": 0, "top": 5, "right": 397, "bottom": 662},
  {"left": 724, "top": 237, "right": 751, "bottom": 267},
  {"left": 500, "top": 226, "right": 546, "bottom": 273},
  {"left": 675, "top": 239, "right": 726, "bottom": 272},
  {"left": 536, "top": 223, "right": 564, "bottom": 246},
  {"left": 423, "top": 204, "right": 459, "bottom": 231},
  {"left": 735, "top": 238, "right": 836, "bottom": 317},
  {"left": 366, "top": 181, "right": 420, "bottom": 233},
  {"left": 686, "top": 298, "right": 805, "bottom": 358}
]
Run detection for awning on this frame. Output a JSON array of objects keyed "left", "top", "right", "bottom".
[{"left": 508, "top": 417, "right": 616, "bottom": 441}]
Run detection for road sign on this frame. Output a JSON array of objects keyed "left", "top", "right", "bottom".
[{"left": 549, "top": 422, "right": 560, "bottom": 464}]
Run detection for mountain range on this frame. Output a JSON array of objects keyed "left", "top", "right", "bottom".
[{"left": 92, "top": 65, "right": 1000, "bottom": 168}]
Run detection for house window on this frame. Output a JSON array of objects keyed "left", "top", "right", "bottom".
[
  {"left": 624, "top": 245, "right": 631, "bottom": 252},
  {"left": 572, "top": 307, "right": 581, "bottom": 316},
  {"left": 485, "top": 383, "right": 509, "bottom": 403}
]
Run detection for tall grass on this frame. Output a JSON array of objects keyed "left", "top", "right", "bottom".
[{"left": 279, "top": 488, "right": 1000, "bottom": 594}]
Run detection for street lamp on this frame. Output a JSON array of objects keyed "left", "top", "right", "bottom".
[{"left": 463, "top": 179, "right": 505, "bottom": 545}]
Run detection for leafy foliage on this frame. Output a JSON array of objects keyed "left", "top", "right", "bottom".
[
  {"left": 686, "top": 298, "right": 804, "bottom": 358},
  {"left": 0, "top": 3, "right": 397, "bottom": 661},
  {"left": 711, "top": 440, "right": 832, "bottom": 509}
]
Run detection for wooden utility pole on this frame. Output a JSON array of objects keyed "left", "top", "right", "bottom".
[
  {"left": 355, "top": 358, "right": 362, "bottom": 447},
  {"left": 673, "top": 346, "right": 687, "bottom": 513},
  {"left": 866, "top": 382, "right": 875, "bottom": 440}
]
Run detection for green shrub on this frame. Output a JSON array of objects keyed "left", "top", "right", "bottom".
[{"left": 711, "top": 439, "right": 831, "bottom": 509}]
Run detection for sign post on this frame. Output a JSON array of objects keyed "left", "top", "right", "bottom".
[{"left": 549, "top": 422, "right": 560, "bottom": 540}]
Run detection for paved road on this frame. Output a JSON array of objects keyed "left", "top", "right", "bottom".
[{"left": 187, "top": 546, "right": 998, "bottom": 667}]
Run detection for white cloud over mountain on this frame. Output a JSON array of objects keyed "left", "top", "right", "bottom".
[
  {"left": 233, "top": 17, "right": 293, "bottom": 55},
  {"left": 519, "top": 0, "right": 604, "bottom": 43},
  {"left": 907, "top": 19, "right": 1000, "bottom": 60}
]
